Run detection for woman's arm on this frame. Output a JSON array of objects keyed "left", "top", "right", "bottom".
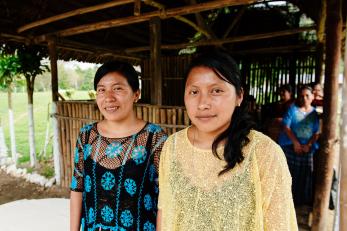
[
  {"left": 258, "top": 140, "right": 298, "bottom": 231},
  {"left": 156, "top": 209, "right": 162, "bottom": 231},
  {"left": 70, "top": 191, "right": 82, "bottom": 231},
  {"left": 283, "top": 125, "right": 303, "bottom": 154}
]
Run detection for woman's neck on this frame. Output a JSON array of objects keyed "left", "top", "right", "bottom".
[
  {"left": 300, "top": 104, "right": 312, "bottom": 112},
  {"left": 98, "top": 114, "right": 145, "bottom": 138},
  {"left": 188, "top": 126, "right": 224, "bottom": 150}
]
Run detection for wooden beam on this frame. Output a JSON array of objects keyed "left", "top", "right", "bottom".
[
  {"left": 143, "top": 0, "right": 211, "bottom": 38},
  {"left": 312, "top": 0, "right": 343, "bottom": 230},
  {"left": 48, "top": 0, "right": 256, "bottom": 37},
  {"left": 316, "top": 0, "right": 327, "bottom": 83},
  {"left": 223, "top": 6, "right": 247, "bottom": 38},
  {"left": 150, "top": 17, "right": 162, "bottom": 105},
  {"left": 57, "top": 39, "right": 143, "bottom": 61},
  {"left": 48, "top": 38, "right": 59, "bottom": 102},
  {"left": 17, "top": 0, "right": 134, "bottom": 33},
  {"left": 134, "top": 0, "right": 141, "bottom": 16},
  {"left": 125, "top": 26, "right": 316, "bottom": 52},
  {"left": 340, "top": 18, "right": 347, "bottom": 231}
]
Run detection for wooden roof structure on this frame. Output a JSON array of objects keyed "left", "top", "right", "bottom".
[{"left": 1, "top": 0, "right": 340, "bottom": 63}]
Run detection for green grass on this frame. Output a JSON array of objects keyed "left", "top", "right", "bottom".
[{"left": 0, "top": 91, "right": 90, "bottom": 166}]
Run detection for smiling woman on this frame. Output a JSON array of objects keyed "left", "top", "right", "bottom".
[
  {"left": 157, "top": 50, "right": 298, "bottom": 231},
  {"left": 70, "top": 61, "right": 167, "bottom": 231}
]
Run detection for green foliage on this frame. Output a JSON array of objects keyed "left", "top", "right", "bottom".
[
  {"left": 16, "top": 46, "right": 49, "bottom": 79},
  {"left": 0, "top": 51, "right": 20, "bottom": 88}
]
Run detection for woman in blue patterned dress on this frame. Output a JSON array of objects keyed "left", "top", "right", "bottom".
[
  {"left": 70, "top": 61, "right": 167, "bottom": 231},
  {"left": 278, "top": 85, "right": 320, "bottom": 206}
]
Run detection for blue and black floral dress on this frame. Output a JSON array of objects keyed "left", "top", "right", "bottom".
[{"left": 71, "top": 122, "right": 167, "bottom": 231}]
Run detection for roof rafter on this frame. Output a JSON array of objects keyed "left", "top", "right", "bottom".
[
  {"left": 40, "top": 0, "right": 257, "bottom": 38},
  {"left": 17, "top": 0, "right": 135, "bottom": 33},
  {"left": 124, "top": 26, "right": 316, "bottom": 52}
]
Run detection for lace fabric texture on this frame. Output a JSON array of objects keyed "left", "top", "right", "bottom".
[
  {"left": 158, "top": 128, "right": 298, "bottom": 231},
  {"left": 71, "top": 122, "right": 167, "bottom": 231}
]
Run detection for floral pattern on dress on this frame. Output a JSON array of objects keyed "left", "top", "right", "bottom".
[
  {"left": 120, "top": 210, "right": 133, "bottom": 227},
  {"left": 74, "top": 147, "right": 79, "bottom": 163},
  {"left": 71, "top": 176, "right": 77, "bottom": 190},
  {"left": 131, "top": 146, "right": 147, "bottom": 165},
  {"left": 83, "top": 144, "right": 92, "bottom": 160},
  {"left": 88, "top": 208, "right": 95, "bottom": 224},
  {"left": 101, "top": 205, "right": 114, "bottom": 223},
  {"left": 143, "top": 221, "right": 155, "bottom": 231},
  {"left": 145, "top": 124, "right": 162, "bottom": 133},
  {"left": 80, "top": 124, "right": 93, "bottom": 133},
  {"left": 148, "top": 164, "right": 156, "bottom": 182},
  {"left": 124, "top": 178, "right": 137, "bottom": 196},
  {"left": 144, "top": 194, "right": 152, "bottom": 211},
  {"left": 105, "top": 142, "right": 123, "bottom": 158},
  {"left": 101, "top": 172, "right": 115, "bottom": 190},
  {"left": 84, "top": 175, "right": 92, "bottom": 192}
]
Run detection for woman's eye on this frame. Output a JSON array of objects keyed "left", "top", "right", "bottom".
[
  {"left": 212, "top": 88, "right": 223, "bottom": 94},
  {"left": 113, "top": 87, "right": 123, "bottom": 91},
  {"left": 97, "top": 88, "right": 105, "bottom": 94},
  {"left": 189, "top": 90, "right": 198, "bottom": 95}
]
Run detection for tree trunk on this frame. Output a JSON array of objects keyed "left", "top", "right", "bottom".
[
  {"left": 0, "top": 118, "right": 8, "bottom": 157},
  {"left": 312, "top": 0, "right": 342, "bottom": 230},
  {"left": 7, "top": 84, "right": 17, "bottom": 164},
  {"left": 26, "top": 76, "right": 36, "bottom": 167}
]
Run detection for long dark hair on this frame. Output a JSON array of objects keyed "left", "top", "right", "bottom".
[{"left": 186, "top": 50, "right": 255, "bottom": 175}]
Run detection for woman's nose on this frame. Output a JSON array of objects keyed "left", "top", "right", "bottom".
[
  {"left": 104, "top": 90, "right": 116, "bottom": 101},
  {"left": 197, "top": 94, "right": 211, "bottom": 110}
]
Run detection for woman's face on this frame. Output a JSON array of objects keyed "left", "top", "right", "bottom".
[
  {"left": 299, "top": 89, "right": 314, "bottom": 107},
  {"left": 313, "top": 84, "right": 323, "bottom": 98},
  {"left": 184, "top": 66, "right": 243, "bottom": 136},
  {"left": 96, "top": 72, "right": 139, "bottom": 122},
  {"left": 280, "top": 89, "right": 291, "bottom": 102}
]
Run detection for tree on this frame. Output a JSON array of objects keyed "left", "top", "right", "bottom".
[
  {"left": 0, "top": 51, "right": 20, "bottom": 164},
  {"left": 17, "top": 45, "right": 48, "bottom": 167}
]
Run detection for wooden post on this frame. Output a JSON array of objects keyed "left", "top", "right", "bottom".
[
  {"left": 312, "top": 0, "right": 342, "bottom": 229},
  {"left": 48, "top": 38, "right": 62, "bottom": 185},
  {"left": 150, "top": 17, "right": 162, "bottom": 105},
  {"left": 316, "top": 0, "right": 327, "bottom": 84},
  {"left": 339, "top": 18, "right": 347, "bottom": 231}
]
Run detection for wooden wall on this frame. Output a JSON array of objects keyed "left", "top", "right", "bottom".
[
  {"left": 140, "top": 52, "right": 317, "bottom": 106},
  {"left": 56, "top": 101, "right": 189, "bottom": 187}
]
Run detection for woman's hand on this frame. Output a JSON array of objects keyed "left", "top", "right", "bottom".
[
  {"left": 293, "top": 141, "right": 303, "bottom": 154},
  {"left": 302, "top": 144, "right": 311, "bottom": 153}
]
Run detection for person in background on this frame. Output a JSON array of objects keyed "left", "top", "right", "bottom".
[
  {"left": 262, "top": 84, "right": 294, "bottom": 141},
  {"left": 157, "top": 50, "right": 297, "bottom": 231},
  {"left": 70, "top": 61, "right": 167, "bottom": 231},
  {"left": 311, "top": 82, "right": 324, "bottom": 113},
  {"left": 278, "top": 85, "right": 320, "bottom": 206}
]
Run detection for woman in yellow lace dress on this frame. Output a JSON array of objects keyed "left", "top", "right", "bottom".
[{"left": 157, "top": 50, "right": 298, "bottom": 231}]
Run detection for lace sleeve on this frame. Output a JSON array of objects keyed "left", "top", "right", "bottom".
[
  {"left": 257, "top": 138, "right": 298, "bottom": 231},
  {"left": 70, "top": 130, "right": 85, "bottom": 192}
]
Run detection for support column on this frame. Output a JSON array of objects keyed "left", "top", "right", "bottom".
[
  {"left": 48, "top": 38, "right": 61, "bottom": 185},
  {"left": 339, "top": 19, "right": 347, "bottom": 231},
  {"left": 316, "top": 0, "right": 327, "bottom": 83},
  {"left": 312, "top": 0, "right": 342, "bottom": 229},
  {"left": 150, "top": 17, "right": 162, "bottom": 105}
]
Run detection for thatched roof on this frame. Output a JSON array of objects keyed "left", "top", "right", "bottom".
[{"left": 0, "top": 0, "right": 341, "bottom": 63}]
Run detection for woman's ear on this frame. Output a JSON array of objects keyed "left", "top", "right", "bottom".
[{"left": 134, "top": 90, "right": 140, "bottom": 103}]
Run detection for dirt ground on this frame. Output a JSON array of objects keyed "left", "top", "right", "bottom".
[{"left": 0, "top": 170, "right": 70, "bottom": 205}]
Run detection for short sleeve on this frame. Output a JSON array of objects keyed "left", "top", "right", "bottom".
[
  {"left": 70, "top": 124, "right": 92, "bottom": 192},
  {"left": 282, "top": 105, "right": 294, "bottom": 128},
  {"left": 257, "top": 138, "right": 298, "bottom": 231},
  {"left": 149, "top": 124, "right": 167, "bottom": 174},
  {"left": 157, "top": 135, "right": 172, "bottom": 210}
]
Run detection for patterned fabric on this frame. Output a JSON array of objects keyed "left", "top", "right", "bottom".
[
  {"left": 278, "top": 104, "right": 319, "bottom": 151},
  {"left": 281, "top": 145, "right": 314, "bottom": 205},
  {"left": 158, "top": 128, "right": 298, "bottom": 231},
  {"left": 71, "top": 122, "right": 167, "bottom": 231}
]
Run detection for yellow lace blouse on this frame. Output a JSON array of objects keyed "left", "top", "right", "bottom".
[{"left": 158, "top": 128, "right": 298, "bottom": 231}]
